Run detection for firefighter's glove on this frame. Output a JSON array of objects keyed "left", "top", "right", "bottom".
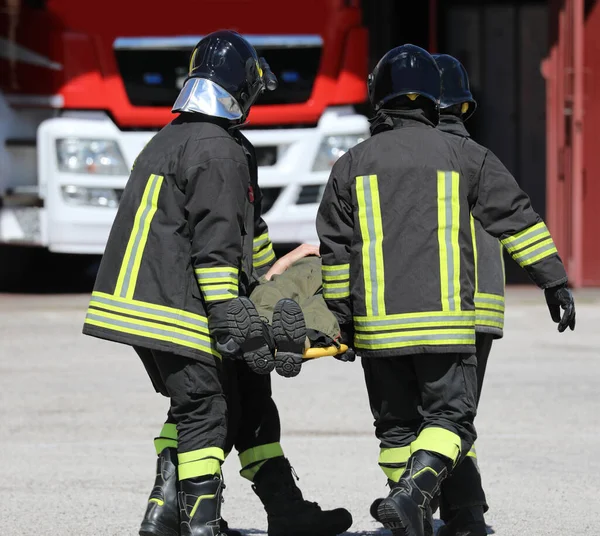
[
  {"left": 334, "top": 325, "right": 356, "bottom": 362},
  {"left": 544, "top": 283, "right": 576, "bottom": 332}
]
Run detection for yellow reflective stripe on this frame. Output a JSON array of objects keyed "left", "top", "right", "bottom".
[
  {"left": 89, "top": 298, "right": 209, "bottom": 335},
  {"left": 190, "top": 494, "right": 217, "bottom": 519},
  {"left": 91, "top": 291, "right": 208, "bottom": 324},
  {"left": 357, "top": 320, "right": 473, "bottom": 332},
  {"left": 198, "top": 283, "right": 239, "bottom": 292},
  {"left": 254, "top": 249, "right": 276, "bottom": 269},
  {"left": 470, "top": 216, "right": 479, "bottom": 294},
  {"left": 381, "top": 465, "right": 407, "bottom": 482},
  {"left": 154, "top": 438, "right": 178, "bottom": 455},
  {"left": 195, "top": 268, "right": 239, "bottom": 285},
  {"left": 323, "top": 288, "right": 351, "bottom": 299},
  {"left": 354, "top": 311, "right": 475, "bottom": 332},
  {"left": 160, "top": 423, "right": 178, "bottom": 440},
  {"left": 85, "top": 308, "right": 220, "bottom": 357},
  {"left": 196, "top": 266, "right": 238, "bottom": 275},
  {"left": 179, "top": 447, "right": 225, "bottom": 464},
  {"left": 322, "top": 273, "right": 348, "bottom": 281},
  {"left": 178, "top": 459, "right": 221, "bottom": 480},
  {"left": 115, "top": 174, "right": 164, "bottom": 298},
  {"left": 437, "top": 171, "right": 461, "bottom": 311},
  {"left": 467, "top": 445, "right": 477, "bottom": 459},
  {"left": 379, "top": 446, "right": 411, "bottom": 465},
  {"left": 356, "top": 175, "right": 386, "bottom": 316},
  {"left": 323, "top": 282, "right": 349, "bottom": 290},
  {"left": 501, "top": 222, "right": 550, "bottom": 252},
  {"left": 356, "top": 328, "right": 473, "bottom": 341},
  {"left": 240, "top": 459, "right": 268, "bottom": 481},
  {"left": 355, "top": 310, "right": 475, "bottom": 322},
  {"left": 238, "top": 442, "right": 284, "bottom": 469},
  {"left": 512, "top": 238, "right": 558, "bottom": 267},
  {"left": 411, "top": 427, "right": 461, "bottom": 464},
  {"left": 195, "top": 276, "right": 238, "bottom": 284},
  {"left": 149, "top": 498, "right": 164, "bottom": 506},
  {"left": 253, "top": 233, "right": 271, "bottom": 252},
  {"left": 322, "top": 264, "right": 350, "bottom": 273}
]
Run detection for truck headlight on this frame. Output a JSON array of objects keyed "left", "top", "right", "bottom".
[
  {"left": 56, "top": 139, "right": 129, "bottom": 175},
  {"left": 312, "top": 134, "right": 367, "bottom": 172},
  {"left": 61, "top": 185, "right": 121, "bottom": 208}
]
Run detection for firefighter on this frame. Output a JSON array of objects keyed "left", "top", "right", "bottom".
[{"left": 316, "top": 44, "right": 575, "bottom": 536}]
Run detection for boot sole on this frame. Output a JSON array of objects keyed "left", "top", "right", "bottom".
[
  {"left": 139, "top": 521, "right": 179, "bottom": 536},
  {"left": 228, "top": 297, "right": 275, "bottom": 374},
  {"left": 378, "top": 498, "right": 420, "bottom": 536},
  {"left": 272, "top": 299, "right": 306, "bottom": 378}
]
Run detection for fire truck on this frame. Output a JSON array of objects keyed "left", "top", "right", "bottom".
[{"left": 0, "top": 0, "right": 369, "bottom": 264}]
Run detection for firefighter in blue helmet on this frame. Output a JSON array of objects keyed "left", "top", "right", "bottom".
[
  {"left": 83, "top": 30, "right": 351, "bottom": 536},
  {"left": 317, "top": 43, "right": 575, "bottom": 536}
]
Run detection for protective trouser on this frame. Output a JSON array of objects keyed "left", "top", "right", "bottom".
[
  {"left": 249, "top": 257, "right": 340, "bottom": 340},
  {"left": 222, "top": 359, "right": 284, "bottom": 481},
  {"left": 362, "top": 353, "right": 478, "bottom": 482},
  {"left": 439, "top": 333, "right": 494, "bottom": 515},
  {"left": 135, "top": 347, "right": 227, "bottom": 480}
]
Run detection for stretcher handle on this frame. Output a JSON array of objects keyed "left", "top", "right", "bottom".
[{"left": 302, "top": 344, "right": 349, "bottom": 359}]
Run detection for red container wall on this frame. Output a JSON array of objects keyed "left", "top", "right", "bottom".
[{"left": 582, "top": 3, "right": 600, "bottom": 285}]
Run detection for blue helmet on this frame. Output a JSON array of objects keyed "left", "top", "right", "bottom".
[{"left": 433, "top": 54, "right": 477, "bottom": 120}]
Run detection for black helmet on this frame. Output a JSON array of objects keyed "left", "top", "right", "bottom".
[
  {"left": 368, "top": 44, "right": 441, "bottom": 111},
  {"left": 172, "top": 30, "right": 277, "bottom": 122},
  {"left": 433, "top": 54, "right": 477, "bottom": 119}
]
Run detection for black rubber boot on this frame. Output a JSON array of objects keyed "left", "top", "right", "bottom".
[
  {"left": 272, "top": 299, "right": 306, "bottom": 378},
  {"left": 139, "top": 448, "right": 179, "bottom": 536},
  {"left": 371, "top": 491, "right": 435, "bottom": 536},
  {"left": 436, "top": 506, "right": 487, "bottom": 536},
  {"left": 227, "top": 297, "right": 275, "bottom": 374},
  {"left": 378, "top": 451, "right": 450, "bottom": 536},
  {"left": 253, "top": 457, "right": 352, "bottom": 536},
  {"left": 179, "top": 476, "right": 224, "bottom": 536}
]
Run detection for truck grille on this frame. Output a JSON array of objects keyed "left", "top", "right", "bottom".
[{"left": 114, "top": 36, "right": 322, "bottom": 108}]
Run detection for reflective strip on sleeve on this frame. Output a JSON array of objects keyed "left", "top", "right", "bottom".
[
  {"left": 114, "top": 174, "right": 164, "bottom": 299},
  {"left": 501, "top": 222, "right": 559, "bottom": 267},
  {"left": 322, "top": 264, "right": 351, "bottom": 299},
  {"left": 474, "top": 293, "right": 505, "bottom": 311},
  {"left": 178, "top": 447, "right": 224, "bottom": 480},
  {"left": 411, "top": 427, "right": 462, "bottom": 464},
  {"left": 511, "top": 238, "right": 558, "bottom": 267},
  {"left": 356, "top": 175, "right": 386, "bottom": 316},
  {"left": 253, "top": 233, "right": 276, "bottom": 268},
  {"left": 501, "top": 222, "right": 550, "bottom": 253},
  {"left": 437, "top": 171, "right": 461, "bottom": 311},
  {"left": 195, "top": 266, "right": 239, "bottom": 302}
]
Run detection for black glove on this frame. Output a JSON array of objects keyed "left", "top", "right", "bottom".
[
  {"left": 335, "top": 324, "right": 356, "bottom": 362},
  {"left": 208, "top": 304, "right": 242, "bottom": 359},
  {"left": 544, "top": 283, "right": 576, "bottom": 332}
]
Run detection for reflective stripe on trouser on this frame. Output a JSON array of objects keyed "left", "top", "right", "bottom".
[
  {"left": 178, "top": 447, "right": 225, "bottom": 480},
  {"left": 437, "top": 171, "right": 461, "bottom": 311},
  {"left": 411, "top": 427, "right": 462, "bottom": 465},
  {"left": 322, "top": 263, "right": 350, "bottom": 299},
  {"left": 238, "top": 442, "right": 284, "bottom": 481},
  {"left": 356, "top": 175, "right": 386, "bottom": 316},
  {"left": 253, "top": 233, "right": 276, "bottom": 269},
  {"left": 195, "top": 266, "right": 239, "bottom": 302},
  {"left": 115, "top": 174, "right": 164, "bottom": 299},
  {"left": 501, "top": 222, "right": 558, "bottom": 267},
  {"left": 379, "top": 445, "right": 411, "bottom": 482},
  {"left": 155, "top": 422, "right": 178, "bottom": 455}
]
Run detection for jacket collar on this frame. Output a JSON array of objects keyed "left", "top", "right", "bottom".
[
  {"left": 437, "top": 114, "right": 471, "bottom": 138},
  {"left": 369, "top": 108, "right": 437, "bottom": 136}
]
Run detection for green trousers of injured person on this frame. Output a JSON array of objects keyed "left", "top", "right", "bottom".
[{"left": 249, "top": 256, "right": 340, "bottom": 341}]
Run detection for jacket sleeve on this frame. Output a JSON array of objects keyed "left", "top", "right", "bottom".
[
  {"left": 316, "top": 154, "right": 354, "bottom": 326},
  {"left": 185, "top": 155, "right": 247, "bottom": 312},
  {"left": 252, "top": 185, "right": 276, "bottom": 276},
  {"left": 470, "top": 149, "right": 568, "bottom": 289}
]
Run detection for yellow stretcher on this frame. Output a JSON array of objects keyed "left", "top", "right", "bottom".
[{"left": 302, "top": 344, "right": 349, "bottom": 360}]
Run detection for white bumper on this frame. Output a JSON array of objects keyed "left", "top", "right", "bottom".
[{"left": 25, "top": 108, "right": 369, "bottom": 254}]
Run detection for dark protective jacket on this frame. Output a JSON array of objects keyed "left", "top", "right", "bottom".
[
  {"left": 438, "top": 115, "right": 504, "bottom": 339},
  {"left": 317, "top": 109, "right": 567, "bottom": 358},
  {"left": 82, "top": 113, "right": 275, "bottom": 364}
]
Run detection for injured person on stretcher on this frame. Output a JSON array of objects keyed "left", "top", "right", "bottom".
[{"left": 231, "top": 244, "right": 352, "bottom": 378}]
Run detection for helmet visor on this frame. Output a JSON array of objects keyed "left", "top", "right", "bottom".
[{"left": 172, "top": 78, "right": 243, "bottom": 121}]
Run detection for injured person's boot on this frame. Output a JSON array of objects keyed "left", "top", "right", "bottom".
[
  {"left": 227, "top": 297, "right": 275, "bottom": 374},
  {"left": 272, "top": 299, "right": 306, "bottom": 378},
  {"left": 252, "top": 457, "right": 353, "bottom": 536}
]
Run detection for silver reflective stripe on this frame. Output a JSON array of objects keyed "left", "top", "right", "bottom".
[
  {"left": 114, "top": 35, "right": 323, "bottom": 50},
  {"left": 443, "top": 171, "right": 457, "bottom": 311},
  {"left": 86, "top": 312, "right": 214, "bottom": 351},
  {"left": 355, "top": 332, "right": 474, "bottom": 344},
  {"left": 196, "top": 271, "right": 237, "bottom": 281},
  {"left": 502, "top": 223, "right": 549, "bottom": 252},
  {"left": 202, "top": 287, "right": 237, "bottom": 297},
  {"left": 355, "top": 314, "right": 474, "bottom": 329},
  {"left": 477, "top": 312, "right": 504, "bottom": 324},
  {"left": 514, "top": 241, "right": 556, "bottom": 264},
  {"left": 119, "top": 175, "right": 162, "bottom": 298},
  {"left": 90, "top": 296, "right": 208, "bottom": 330},
  {"left": 172, "top": 78, "right": 242, "bottom": 120},
  {"left": 474, "top": 295, "right": 505, "bottom": 307},
  {"left": 322, "top": 267, "right": 349, "bottom": 278}
]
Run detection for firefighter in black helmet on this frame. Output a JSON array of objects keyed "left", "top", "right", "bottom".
[
  {"left": 83, "top": 30, "right": 351, "bottom": 536},
  {"left": 317, "top": 43, "right": 575, "bottom": 536}
]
